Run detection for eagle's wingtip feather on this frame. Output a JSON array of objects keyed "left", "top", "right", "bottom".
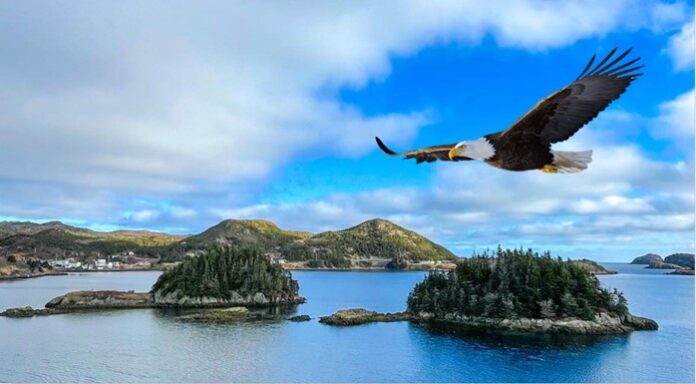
[{"left": 375, "top": 136, "right": 398, "bottom": 156}]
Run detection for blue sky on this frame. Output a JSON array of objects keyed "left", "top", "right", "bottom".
[{"left": 0, "top": 1, "right": 693, "bottom": 261}]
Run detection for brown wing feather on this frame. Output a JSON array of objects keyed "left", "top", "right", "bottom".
[
  {"left": 375, "top": 137, "right": 471, "bottom": 163},
  {"left": 497, "top": 48, "right": 642, "bottom": 144}
]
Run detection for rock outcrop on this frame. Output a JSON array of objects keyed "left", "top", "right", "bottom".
[
  {"left": 571, "top": 259, "right": 616, "bottom": 275},
  {"left": 45, "top": 290, "right": 152, "bottom": 309},
  {"left": 664, "top": 253, "right": 695, "bottom": 269},
  {"left": 152, "top": 289, "right": 305, "bottom": 307},
  {"left": 319, "top": 308, "right": 411, "bottom": 326},
  {"left": 648, "top": 261, "right": 685, "bottom": 269},
  {"left": 414, "top": 311, "right": 658, "bottom": 335},
  {"left": 287, "top": 314, "right": 311, "bottom": 322},
  {"left": 631, "top": 253, "right": 663, "bottom": 264},
  {"left": 669, "top": 268, "right": 695, "bottom": 275},
  {"left": 0, "top": 306, "right": 68, "bottom": 317}
]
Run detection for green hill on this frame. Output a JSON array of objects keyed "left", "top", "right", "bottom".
[
  {"left": 281, "top": 219, "right": 456, "bottom": 268},
  {"left": 0, "top": 222, "right": 180, "bottom": 259},
  {"left": 0, "top": 221, "right": 70, "bottom": 239},
  {"left": 178, "top": 219, "right": 310, "bottom": 249},
  {"left": 1, "top": 218, "right": 456, "bottom": 270},
  {"left": 168, "top": 218, "right": 456, "bottom": 268}
]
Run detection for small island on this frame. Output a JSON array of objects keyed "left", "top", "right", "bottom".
[
  {"left": 152, "top": 247, "right": 304, "bottom": 306},
  {"left": 405, "top": 248, "right": 657, "bottom": 335},
  {"left": 1, "top": 247, "right": 304, "bottom": 318},
  {"left": 319, "top": 308, "right": 410, "bottom": 325}
]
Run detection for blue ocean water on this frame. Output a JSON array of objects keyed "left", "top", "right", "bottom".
[{"left": 0, "top": 264, "right": 692, "bottom": 382}]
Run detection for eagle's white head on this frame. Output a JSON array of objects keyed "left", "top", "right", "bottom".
[{"left": 448, "top": 138, "right": 495, "bottom": 160}]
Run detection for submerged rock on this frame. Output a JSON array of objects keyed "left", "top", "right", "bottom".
[
  {"left": 287, "top": 314, "right": 311, "bottom": 322},
  {"left": 179, "top": 307, "right": 280, "bottom": 323},
  {"left": 319, "top": 308, "right": 411, "bottom": 326}
]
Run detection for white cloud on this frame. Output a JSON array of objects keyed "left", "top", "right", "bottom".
[
  {"left": 665, "top": 21, "right": 695, "bottom": 70},
  {"left": 0, "top": 1, "right": 691, "bottom": 260},
  {"left": 202, "top": 122, "right": 693, "bottom": 260},
  {"left": 129, "top": 209, "right": 160, "bottom": 223},
  {"left": 652, "top": 90, "right": 695, "bottom": 140},
  {"left": 0, "top": 1, "right": 687, "bottom": 196},
  {"left": 170, "top": 207, "right": 197, "bottom": 219}
]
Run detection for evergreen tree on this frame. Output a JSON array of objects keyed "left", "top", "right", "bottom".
[
  {"left": 407, "top": 248, "right": 627, "bottom": 319},
  {"left": 152, "top": 247, "right": 300, "bottom": 301}
]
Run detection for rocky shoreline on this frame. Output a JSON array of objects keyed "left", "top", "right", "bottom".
[
  {"left": 152, "top": 289, "right": 305, "bottom": 307},
  {"left": 46, "top": 290, "right": 152, "bottom": 309},
  {"left": 2, "top": 291, "right": 659, "bottom": 337},
  {"left": 316, "top": 308, "right": 658, "bottom": 335},
  {"left": 0, "top": 271, "right": 68, "bottom": 281},
  {"left": 414, "top": 311, "right": 658, "bottom": 335},
  {"left": 0, "top": 289, "right": 305, "bottom": 318}
]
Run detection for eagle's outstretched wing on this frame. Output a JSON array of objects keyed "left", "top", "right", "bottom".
[
  {"left": 495, "top": 48, "right": 643, "bottom": 143},
  {"left": 375, "top": 137, "right": 471, "bottom": 163}
]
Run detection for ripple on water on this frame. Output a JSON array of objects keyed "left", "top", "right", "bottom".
[{"left": 0, "top": 269, "right": 692, "bottom": 382}]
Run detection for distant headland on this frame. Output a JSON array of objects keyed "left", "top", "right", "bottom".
[{"left": 631, "top": 253, "right": 695, "bottom": 275}]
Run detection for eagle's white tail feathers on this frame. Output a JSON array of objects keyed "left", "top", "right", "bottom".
[{"left": 550, "top": 150, "right": 593, "bottom": 173}]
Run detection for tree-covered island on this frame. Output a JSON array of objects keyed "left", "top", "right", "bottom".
[
  {"left": 152, "top": 247, "right": 304, "bottom": 306},
  {"left": 406, "top": 248, "right": 657, "bottom": 334}
]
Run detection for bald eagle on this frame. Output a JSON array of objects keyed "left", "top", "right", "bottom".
[{"left": 376, "top": 48, "right": 642, "bottom": 173}]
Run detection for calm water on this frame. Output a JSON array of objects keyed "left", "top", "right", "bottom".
[{"left": 0, "top": 264, "right": 693, "bottom": 382}]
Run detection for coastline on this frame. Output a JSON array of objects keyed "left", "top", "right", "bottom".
[
  {"left": 315, "top": 308, "right": 658, "bottom": 335},
  {"left": 0, "top": 271, "right": 68, "bottom": 281},
  {"left": 0, "top": 264, "right": 454, "bottom": 281}
]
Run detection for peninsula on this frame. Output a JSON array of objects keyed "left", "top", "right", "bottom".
[{"left": 631, "top": 252, "right": 695, "bottom": 275}]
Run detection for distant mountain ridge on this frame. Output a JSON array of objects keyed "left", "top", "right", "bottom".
[
  {"left": 0, "top": 218, "right": 456, "bottom": 269},
  {"left": 0, "top": 221, "right": 182, "bottom": 259},
  {"left": 172, "top": 218, "right": 456, "bottom": 268}
]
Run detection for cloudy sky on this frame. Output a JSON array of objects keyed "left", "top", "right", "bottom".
[{"left": 0, "top": 1, "right": 693, "bottom": 261}]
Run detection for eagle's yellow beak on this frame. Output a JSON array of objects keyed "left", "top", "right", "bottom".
[{"left": 448, "top": 145, "right": 462, "bottom": 160}]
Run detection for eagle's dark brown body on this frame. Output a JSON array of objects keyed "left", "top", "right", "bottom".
[
  {"left": 483, "top": 133, "right": 553, "bottom": 171},
  {"left": 375, "top": 48, "right": 643, "bottom": 173}
]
